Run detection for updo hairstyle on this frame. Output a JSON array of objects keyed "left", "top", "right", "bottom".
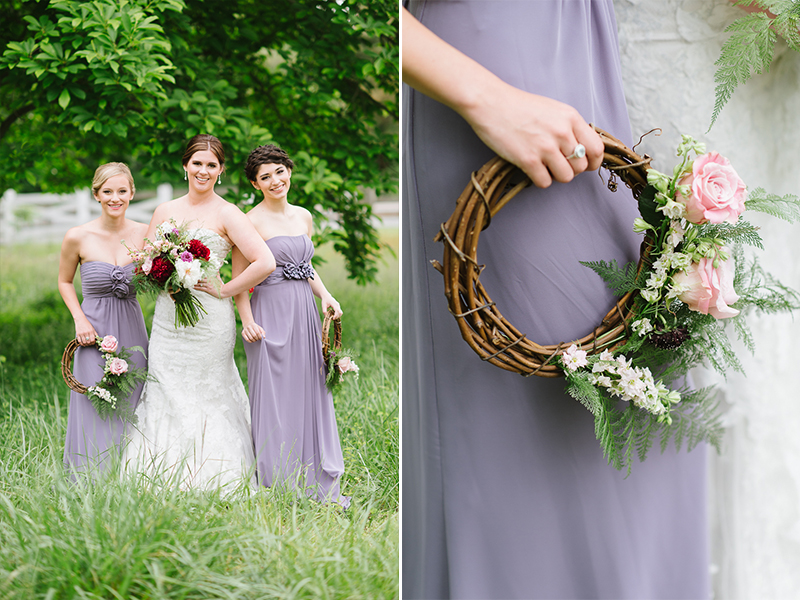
[
  {"left": 244, "top": 144, "right": 294, "bottom": 182},
  {"left": 92, "top": 162, "right": 135, "bottom": 197}
]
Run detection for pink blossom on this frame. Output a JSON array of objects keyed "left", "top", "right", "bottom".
[
  {"left": 107, "top": 357, "right": 129, "bottom": 376},
  {"left": 676, "top": 152, "right": 747, "bottom": 224},
  {"left": 142, "top": 256, "right": 153, "bottom": 275},
  {"left": 337, "top": 356, "right": 359, "bottom": 374},
  {"left": 99, "top": 335, "right": 118, "bottom": 353},
  {"left": 673, "top": 252, "right": 740, "bottom": 319}
]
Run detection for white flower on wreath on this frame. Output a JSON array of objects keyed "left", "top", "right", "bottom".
[
  {"left": 176, "top": 259, "right": 203, "bottom": 287},
  {"left": 657, "top": 198, "right": 687, "bottom": 220},
  {"left": 632, "top": 318, "right": 654, "bottom": 337},
  {"left": 641, "top": 288, "right": 661, "bottom": 303},
  {"left": 562, "top": 344, "right": 588, "bottom": 371},
  {"left": 667, "top": 222, "right": 685, "bottom": 248},
  {"left": 671, "top": 252, "right": 692, "bottom": 271}
]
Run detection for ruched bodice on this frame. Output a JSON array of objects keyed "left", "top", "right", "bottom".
[
  {"left": 80, "top": 262, "right": 136, "bottom": 299},
  {"left": 257, "top": 235, "right": 315, "bottom": 286}
]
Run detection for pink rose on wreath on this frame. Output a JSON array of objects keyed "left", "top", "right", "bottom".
[
  {"left": 673, "top": 251, "right": 740, "bottom": 319},
  {"left": 676, "top": 152, "right": 746, "bottom": 225},
  {"left": 107, "top": 357, "right": 129, "bottom": 376},
  {"left": 99, "top": 335, "right": 118, "bottom": 353},
  {"left": 337, "top": 356, "right": 359, "bottom": 374}
]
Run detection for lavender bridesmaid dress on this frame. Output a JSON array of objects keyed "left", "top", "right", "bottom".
[
  {"left": 63, "top": 262, "right": 148, "bottom": 477},
  {"left": 402, "top": 1, "right": 708, "bottom": 598},
  {"left": 244, "top": 235, "right": 349, "bottom": 508}
]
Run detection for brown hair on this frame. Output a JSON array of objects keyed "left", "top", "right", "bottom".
[
  {"left": 91, "top": 162, "right": 135, "bottom": 197},
  {"left": 244, "top": 144, "right": 294, "bottom": 182},
  {"left": 181, "top": 134, "right": 226, "bottom": 171}
]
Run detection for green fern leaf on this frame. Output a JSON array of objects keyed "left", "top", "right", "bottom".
[
  {"left": 579, "top": 259, "right": 638, "bottom": 297},
  {"left": 745, "top": 188, "right": 800, "bottom": 223}
]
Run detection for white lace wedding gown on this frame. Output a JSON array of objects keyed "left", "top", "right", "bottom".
[
  {"left": 615, "top": 1, "right": 800, "bottom": 597},
  {"left": 124, "top": 228, "right": 255, "bottom": 491}
]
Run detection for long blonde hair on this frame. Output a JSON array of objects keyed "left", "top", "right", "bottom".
[{"left": 91, "top": 162, "right": 136, "bottom": 197}]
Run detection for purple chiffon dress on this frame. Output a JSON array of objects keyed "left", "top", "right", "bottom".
[
  {"left": 402, "top": 1, "right": 709, "bottom": 599},
  {"left": 63, "top": 261, "right": 148, "bottom": 477},
  {"left": 244, "top": 235, "right": 349, "bottom": 508}
]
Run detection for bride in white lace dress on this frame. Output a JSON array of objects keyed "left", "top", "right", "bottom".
[{"left": 125, "top": 134, "right": 275, "bottom": 491}]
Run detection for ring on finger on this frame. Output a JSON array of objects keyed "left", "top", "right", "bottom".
[{"left": 565, "top": 144, "right": 586, "bottom": 160}]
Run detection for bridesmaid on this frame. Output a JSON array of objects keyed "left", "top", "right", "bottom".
[
  {"left": 58, "top": 162, "right": 148, "bottom": 478},
  {"left": 232, "top": 144, "right": 350, "bottom": 508}
]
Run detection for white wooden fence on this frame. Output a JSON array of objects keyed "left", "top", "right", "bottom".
[
  {"left": 0, "top": 184, "right": 173, "bottom": 245},
  {"left": 0, "top": 184, "right": 398, "bottom": 246}
]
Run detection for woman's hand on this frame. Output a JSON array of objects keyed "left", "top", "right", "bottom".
[
  {"left": 402, "top": 8, "right": 603, "bottom": 189},
  {"left": 194, "top": 275, "right": 223, "bottom": 298},
  {"left": 74, "top": 317, "right": 98, "bottom": 346},
  {"left": 241, "top": 321, "right": 265, "bottom": 343},
  {"left": 322, "top": 295, "right": 343, "bottom": 319},
  {"left": 462, "top": 87, "right": 604, "bottom": 188}
]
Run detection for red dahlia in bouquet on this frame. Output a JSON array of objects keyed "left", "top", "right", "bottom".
[{"left": 127, "top": 219, "right": 219, "bottom": 328}]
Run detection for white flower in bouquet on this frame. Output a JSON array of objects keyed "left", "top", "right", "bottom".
[{"left": 176, "top": 259, "right": 203, "bottom": 288}]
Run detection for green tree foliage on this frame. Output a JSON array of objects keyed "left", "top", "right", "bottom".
[{"left": 0, "top": 0, "right": 398, "bottom": 283}]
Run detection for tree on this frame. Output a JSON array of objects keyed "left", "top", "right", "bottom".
[{"left": 0, "top": 0, "right": 398, "bottom": 283}]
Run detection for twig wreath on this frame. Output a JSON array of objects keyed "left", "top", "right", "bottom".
[
  {"left": 322, "top": 307, "right": 359, "bottom": 390},
  {"left": 432, "top": 127, "right": 650, "bottom": 377},
  {"left": 432, "top": 126, "right": 800, "bottom": 471}
]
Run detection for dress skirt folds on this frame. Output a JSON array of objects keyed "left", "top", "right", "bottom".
[
  {"left": 63, "top": 261, "right": 148, "bottom": 478},
  {"left": 402, "top": 1, "right": 709, "bottom": 599}
]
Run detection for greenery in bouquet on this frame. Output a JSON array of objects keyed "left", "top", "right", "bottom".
[
  {"left": 127, "top": 219, "right": 220, "bottom": 328},
  {"left": 563, "top": 134, "right": 800, "bottom": 473},
  {"left": 325, "top": 347, "right": 360, "bottom": 392},
  {"left": 86, "top": 335, "right": 147, "bottom": 423}
]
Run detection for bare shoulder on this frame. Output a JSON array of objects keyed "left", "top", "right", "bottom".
[{"left": 292, "top": 204, "right": 313, "bottom": 224}]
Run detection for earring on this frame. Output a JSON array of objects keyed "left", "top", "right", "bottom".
[
  {"left": 184, "top": 170, "right": 187, "bottom": 181},
  {"left": 218, "top": 174, "right": 222, "bottom": 184}
]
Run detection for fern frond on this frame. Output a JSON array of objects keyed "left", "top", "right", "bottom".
[
  {"left": 745, "top": 187, "right": 800, "bottom": 223},
  {"left": 579, "top": 259, "right": 638, "bottom": 296},
  {"left": 699, "top": 219, "right": 764, "bottom": 249},
  {"left": 710, "top": 13, "right": 776, "bottom": 129}
]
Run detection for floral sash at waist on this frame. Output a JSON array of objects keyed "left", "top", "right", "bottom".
[{"left": 258, "top": 262, "right": 315, "bottom": 286}]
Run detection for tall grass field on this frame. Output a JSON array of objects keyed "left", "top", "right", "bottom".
[{"left": 0, "top": 231, "right": 399, "bottom": 599}]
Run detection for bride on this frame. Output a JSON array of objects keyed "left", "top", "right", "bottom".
[{"left": 124, "top": 134, "right": 275, "bottom": 491}]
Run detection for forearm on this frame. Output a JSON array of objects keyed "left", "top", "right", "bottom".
[
  {"left": 309, "top": 271, "right": 332, "bottom": 301},
  {"left": 402, "top": 8, "right": 504, "bottom": 123},
  {"left": 220, "top": 258, "right": 274, "bottom": 299},
  {"left": 58, "top": 281, "right": 87, "bottom": 324},
  {"left": 233, "top": 290, "right": 257, "bottom": 326}
]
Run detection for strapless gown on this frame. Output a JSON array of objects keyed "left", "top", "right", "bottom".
[
  {"left": 244, "top": 235, "right": 349, "bottom": 507},
  {"left": 402, "top": 1, "right": 709, "bottom": 598},
  {"left": 64, "top": 261, "right": 148, "bottom": 478},
  {"left": 124, "top": 229, "right": 255, "bottom": 492}
]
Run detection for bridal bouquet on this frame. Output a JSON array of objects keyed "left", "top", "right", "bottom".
[
  {"left": 562, "top": 134, "right": 800, "bottom": 471},
  {"left": 86, "top": 335, "right": 146, "bottom": 423},
  {"left": 128, "top": 219, "right": 218, "bottom": 328}
]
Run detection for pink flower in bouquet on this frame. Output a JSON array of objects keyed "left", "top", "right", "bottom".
[
  {"left": 673, "top": 251, "right": 740, "bottom": 319},
  {"left": 142, "top": 256, "right": 153, "bottom": 275},
  {"left": 180, "top": 250, "right": 194, "bottom": 262},
  {"left": 107, "top": 357, "right": 129, "bottom": 375},
  {"left": 676, "top": 152, "right": 746, "bottom": 224},
  {"left": 337, "top": 356, "right": 359, "bottom": 374},
  {"left": 99, "top": 335, "right": 118, "bottom": 353}
]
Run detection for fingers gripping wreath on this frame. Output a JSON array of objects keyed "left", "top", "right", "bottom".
[{"left": 431, "top": 127, "right": 653, "bottom": 377}]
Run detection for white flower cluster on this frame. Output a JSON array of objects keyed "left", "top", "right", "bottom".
[
  {"left": 638, "top": 238, "right": 693, "bottom": 308},
  {"left": 88, "top": 385, "right": 117, "bottom": 409},
  {"left": 561, "top": 346, "right": 681, "bottom": 420}
]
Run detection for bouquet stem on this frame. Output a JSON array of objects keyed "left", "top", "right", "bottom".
[{"left": 170, "top": 287, "right": 207, "bottom": 328}]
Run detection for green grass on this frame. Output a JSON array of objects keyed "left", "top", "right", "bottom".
[{"left": 0, "top": 232, "right": 399, "bottom": 599}]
